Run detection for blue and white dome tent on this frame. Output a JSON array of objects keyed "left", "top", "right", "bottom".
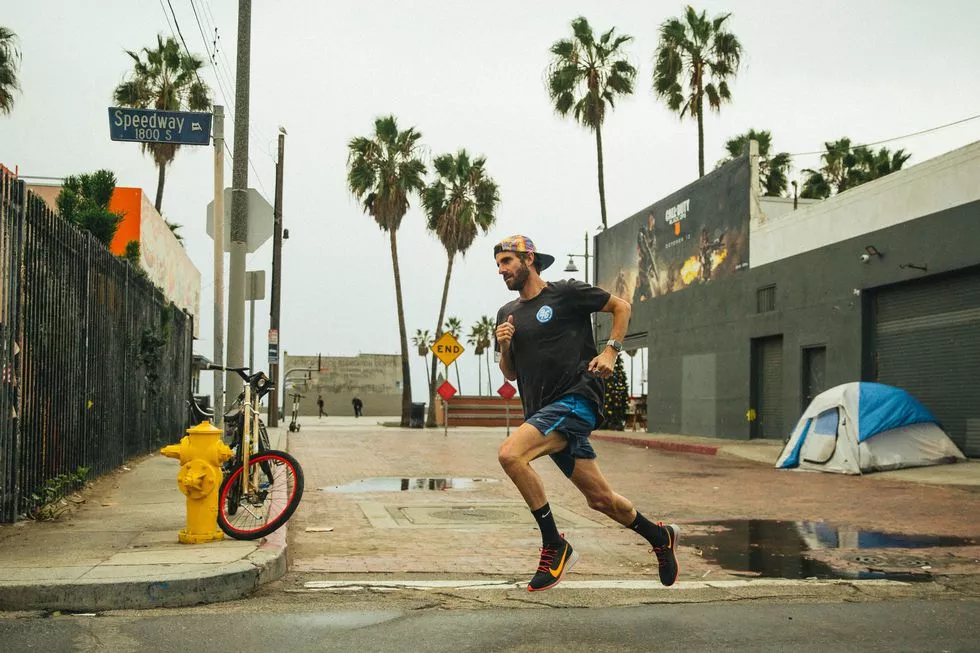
[{"left": 776, "top": 382, "right": 965, "bottom": 474}]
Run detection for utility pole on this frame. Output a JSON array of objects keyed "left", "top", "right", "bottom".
[
  {"left": 227, "top": 0, "right": 251, "bottom": 399},
  {"left": 268, "top": 129, "right": 285, "bottom": 426},
  {"left": 212, "top": 105, "right": 225, "bottom": 425}
]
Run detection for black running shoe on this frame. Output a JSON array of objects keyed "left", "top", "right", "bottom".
[
  {"left": 653, "top": 523, "right": 680, "bottom": 586},
  {"left": 528, "top": 537, "right": 579, "bottom": 592}
]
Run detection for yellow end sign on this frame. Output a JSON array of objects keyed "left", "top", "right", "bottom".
[{"left": 430, "top": 332, "right": 464, "bottom": 366}]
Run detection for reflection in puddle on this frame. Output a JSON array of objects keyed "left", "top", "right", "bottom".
[
  {"left": 686, "top": 520, "right": 978, "bottom": 580},
  {"left": 322, "top": 477, "right": 499, "bottom": 493}
]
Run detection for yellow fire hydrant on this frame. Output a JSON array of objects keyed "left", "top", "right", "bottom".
[{"left": 160, "top": 421, "right": 234, "bottom": 544}]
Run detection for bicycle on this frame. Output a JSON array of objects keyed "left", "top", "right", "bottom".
[{"left": 190, "top": 365, "right": 305, "bottom": 540}]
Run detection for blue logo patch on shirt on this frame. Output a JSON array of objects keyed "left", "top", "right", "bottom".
[{"left": 536, "top": 305, "right": 554, "bottom": 323}]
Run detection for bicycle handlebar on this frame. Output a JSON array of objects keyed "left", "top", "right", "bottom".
[{"left": 206, "top": 364, "right": 274, "bottom": 397}]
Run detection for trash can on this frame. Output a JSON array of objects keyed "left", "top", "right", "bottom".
[{"left": 410, "top": 402, "right": 426, "bottom": 428}]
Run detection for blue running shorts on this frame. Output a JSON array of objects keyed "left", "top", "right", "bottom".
[{"left": 525, "top": 394, "right": 598, "bottom": 478}]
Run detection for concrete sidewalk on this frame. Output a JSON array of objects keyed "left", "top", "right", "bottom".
[
  {"left": 0, "top": 425, "right": 292, "bottom": 612},
  {"left": 591, "top": 430, "right": 980, "bottom": 486},
  {"left": 1, "top": 417, "right": 977, "bottom": 612}
]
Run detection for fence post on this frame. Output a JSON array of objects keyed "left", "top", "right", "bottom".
[
  {"left": 81, "top": 233, "right": 92, "bottom": 466},
  {"left": 6, "top": 180, "right": 27, "bottom": 521}
]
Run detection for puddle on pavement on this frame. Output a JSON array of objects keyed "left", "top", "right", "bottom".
[
  {"left": 321, "top": 477, "right": 499, "bottom": 493},
  {"left": 686, "top": 520, "right": 979, "bottom": 581}
]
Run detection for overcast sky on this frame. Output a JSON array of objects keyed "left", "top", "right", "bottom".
[{"left": 3, "top": 1, "right": 980, "bottom": 403}]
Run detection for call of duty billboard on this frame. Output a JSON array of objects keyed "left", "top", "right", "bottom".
[{"left": 596, "top": 155, "right": 751, "bottom": 302}]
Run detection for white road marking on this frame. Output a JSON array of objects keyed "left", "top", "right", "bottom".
[{"left": 300, "top": 578, "right": 908, "bottom": 591}]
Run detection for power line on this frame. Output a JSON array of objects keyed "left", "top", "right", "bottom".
[
  {"left": 187, "top": 0, "right": 275, "bottom": 181},
  {"left": 157, "top": 0, "right": 179, "bottom": 42},
  {"left": 788, "top": 113, "right": 980, "bottom": 158},
  {"left": 188, "top": 0, "right": 237, "bottom": 122},
  {"left": 194, "top": 0, "right": 273, "bottom": 162},
  {"left": 162, "top": 0, "right": 270, "bottom": 194}
]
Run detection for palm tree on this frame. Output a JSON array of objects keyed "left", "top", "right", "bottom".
[
  {"left": 717, "top": 129, "right": 791, "bottom": 197},
  {"left": 467, "top": 323, "right": 486, "bottom": 395},
  {"left": 800, "top": 139, "right": 910, "bottom": 199},
  {"left": 444, "top": 316, "right": 464, "bottom": 393},
  {"left": 422, "top": 150, "right": 500, "bottom": 424},
  {"left": 412, "top": 329, "right": 433, "bottom": 393},
  {"left": 800, "top": 138, "right": 854, "bottom": 199},
  {"left": 477, "top": 315, "right": 497, "bottom": 394},
  {"left": 347, "top": 115, "right": 427, "bottom": 426},
  {"left": 852, "top": 146, "right": 911, "bottom": 186},
  {"left": 0, "top": 27, "right": 20, "bottom": 115},
  {"left": 547, "top": 17, "right": 636, "bottom": 229},
  {"left": 654, "top": 6, "right": 742, "bottom": 178},
  {"left": 113, "top": 35, "right": 211, "bottom": 212}
]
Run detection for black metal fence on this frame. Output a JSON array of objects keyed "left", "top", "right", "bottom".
[{"left": 0, "top": 169, "right": 192, "bottom": 522}]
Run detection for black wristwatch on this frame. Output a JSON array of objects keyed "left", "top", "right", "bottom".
[{"left": 606, "top": 339, "right": 623, "bottom": 353}]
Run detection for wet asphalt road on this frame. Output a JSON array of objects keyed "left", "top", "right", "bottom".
[{"left": 2, "top": 599, "right": 979, "bottom": 652}]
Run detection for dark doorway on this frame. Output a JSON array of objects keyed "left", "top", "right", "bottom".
[
  {"left": 751, "top": 335, "right": 784, "bottom": 439},
  {"left": 801, "top": 346, "right": 827, "bottom": 412}
]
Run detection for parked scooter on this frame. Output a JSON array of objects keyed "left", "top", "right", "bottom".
[{"left": 288, "top": 391, "right": 303, "bottom": 432}]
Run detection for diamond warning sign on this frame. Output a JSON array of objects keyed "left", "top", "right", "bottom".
[{"left": 430, "top": 332, "right": 464, "bottom": 366}]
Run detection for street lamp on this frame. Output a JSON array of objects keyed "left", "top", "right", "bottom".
[{"left": 564, "top": 232, "right": 591, "bottom": 284}]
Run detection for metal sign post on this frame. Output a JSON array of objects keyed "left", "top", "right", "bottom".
[
  {"left": 245, "top": 270, "right": 265, "bottom": 372},
  {"left": 436, "top": 380, "right": 457, "bottom": 436},
  {"left": 497, "top": 381, "right": 517, "bottom": 437}
]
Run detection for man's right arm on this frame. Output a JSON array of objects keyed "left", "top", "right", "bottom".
[
  {"left": 497, "top": 346, "right": 516, "bottom": 381},
  {"left": 494, "top": 314, "right": 517, "bottom": 381}
]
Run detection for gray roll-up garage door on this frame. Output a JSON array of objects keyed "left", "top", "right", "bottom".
[
  {"left": 753, "top": 336, "right": 784, "bottom": 439},
  {"left": 873, "top": 267, "right": 980, "bottom": 456}
]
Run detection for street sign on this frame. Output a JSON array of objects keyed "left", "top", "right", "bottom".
[
  {"left": 268, "top": 344, "right": 279, "bottom": 365},
  {"left": 431, "top": 332, "right": 464, "bottom": 366},
  {"left": 108, "top": 107, "right": 212, "bottom": 146},
  {"left": 497, "top": 381, "right": 517, "bottom": 400},
  {"left": 268, "top": 329, "right": 279, "bottom": 345},
  {"left": 245, "top": 270, "right": 266, "bottom": 301},
  {"left": 437, "top": 380, "right": 457, "bottom": 402},
  {"left": 206, "top": 187, "right": 274, "bottom": 253}
]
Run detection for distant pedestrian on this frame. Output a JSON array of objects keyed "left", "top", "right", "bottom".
[
  {"left": 352, "top": 397, "right": 363, "bottom": 417},
  {"left": 317, "top": 395, "right": 327, "bottom": 419},
  {"left": 493, "top": 235, "right": 679, "bottom": 592}
]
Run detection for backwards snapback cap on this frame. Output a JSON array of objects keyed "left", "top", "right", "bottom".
[{"left": 493, "top": 235, "right": 555, "bottom": 271}]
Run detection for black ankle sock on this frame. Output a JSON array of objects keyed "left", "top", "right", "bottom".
[
  {"left": 628, "top": 511, "right": 669, "bottom": 547},
  {"left": 531, "top": 503, "right": 562, "bottom": 545}
]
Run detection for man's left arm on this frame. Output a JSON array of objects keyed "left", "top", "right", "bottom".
[{"left": 587, "top": 294, "right": 631, "bottom": 379}]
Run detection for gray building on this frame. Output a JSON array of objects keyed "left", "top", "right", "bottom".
[
  {"left": 595, "top": 141, "right": 980, "bottom": 456},
  {"left": 281, "top": 353, "right": 403, "bottom": 417}
]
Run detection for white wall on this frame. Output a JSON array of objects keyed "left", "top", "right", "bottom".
[
  {"left": 751, "top": 140, "right": 980, "bottom": 267},
  {"left": 138, "top": 192, "right": 202, "bottom": 335}
]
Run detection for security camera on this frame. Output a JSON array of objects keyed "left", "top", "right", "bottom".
[{"left": 860, "top": 253, "right": 871, "bottom": 263}]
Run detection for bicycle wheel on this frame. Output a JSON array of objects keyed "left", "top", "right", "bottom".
[{"left": 217, "top": 449, "right": 304, "bottom": 540}]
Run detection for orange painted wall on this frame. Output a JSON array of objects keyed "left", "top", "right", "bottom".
[{"left": 108, "top": 187, "right": 143, "bottom": 255}]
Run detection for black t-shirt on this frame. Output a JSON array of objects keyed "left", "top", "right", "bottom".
[{"left": 495, "top": 280, "right": 610, "bottom": 421}]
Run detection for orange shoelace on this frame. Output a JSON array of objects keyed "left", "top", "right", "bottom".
[{"left": 536, "top": 546, "right": 559, "bottom": 573}]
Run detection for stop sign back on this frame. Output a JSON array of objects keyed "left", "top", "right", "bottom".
[
  {"left": 437, "top": 380, "right": 457, "bottom": 401},
  {"left": 497, "top": 381, "right": 516, "bottom": 399}
]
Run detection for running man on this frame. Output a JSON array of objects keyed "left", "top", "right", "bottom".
[{"left": 493, "top": 235, "right": 679, "bottom": 592}]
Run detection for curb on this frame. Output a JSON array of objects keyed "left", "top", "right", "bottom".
[
  {"left": 0, "top": 534, "right": 287, "bottom": 612},
  {"left": 592, "top": 434, "right": 720, "bottom": 456}
]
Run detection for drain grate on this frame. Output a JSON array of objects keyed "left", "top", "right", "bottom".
[{"left": 427, "top": 507, "right": 516, "bottom": 522}]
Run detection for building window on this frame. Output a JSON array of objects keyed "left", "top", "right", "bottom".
[{"left": 757, "top": 285, "right": 776, "bottom": 313}]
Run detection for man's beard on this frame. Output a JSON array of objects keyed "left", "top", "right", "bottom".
[{"left": 505, "top": 262, "right": 530, "bottom": 291}]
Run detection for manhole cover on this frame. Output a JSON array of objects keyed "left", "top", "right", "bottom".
[{"left": 428, "top": 507, "right": 515, "bottom": 522}]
